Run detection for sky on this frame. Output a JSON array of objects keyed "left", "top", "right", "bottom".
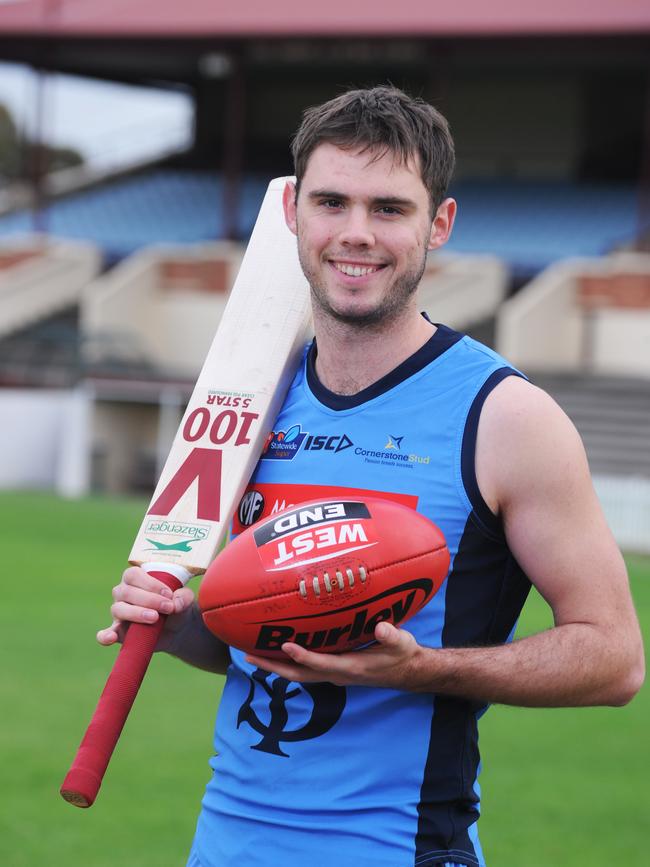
[{"left": 0, "top": 62, "right": 194, "bottom": 170}]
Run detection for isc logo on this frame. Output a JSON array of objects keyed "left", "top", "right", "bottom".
[
  {"left": 304, "top": 434, "right": 353, "bottom": 453},
  {"left": 268, "top": 522, "right": 372, "bottom": 569}
]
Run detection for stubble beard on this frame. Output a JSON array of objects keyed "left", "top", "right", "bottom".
[{"left": 297, "top": 238, "right": 428, "bottom": 331}]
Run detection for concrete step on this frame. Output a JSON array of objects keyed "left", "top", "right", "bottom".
[{"left": 530, "top": 372, "right": 650, "bottom": 478}]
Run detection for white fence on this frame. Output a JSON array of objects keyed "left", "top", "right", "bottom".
[
  {"left": 419, "top": 253, "right": 508, "bottom": 331},
  {"left": 0, "top": 387, "right": 91, "bottom": 496},
  {"left": 0, "top": 236, "right": 101, "bottom": 338},
  {"left": 496, "top": 252, "right": 650, "bottom": 378},
  {"left": 594, "top": 475, "right": 650, "bottom": 555}
]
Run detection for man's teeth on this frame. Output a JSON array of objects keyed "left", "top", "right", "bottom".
[{"left": 334, "top": 263, "right": 380, "bottom": 277}]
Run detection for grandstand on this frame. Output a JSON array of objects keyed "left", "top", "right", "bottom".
[
  {"left": 0, "top": 171, "right": 638, "bottom": 275},
  {"left": 0, "top": 2, "right": 648, "bottom": 547}
]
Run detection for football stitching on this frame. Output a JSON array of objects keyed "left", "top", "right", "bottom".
[{"left": 204, "top": 545, "right": 447, "bottom": 612}]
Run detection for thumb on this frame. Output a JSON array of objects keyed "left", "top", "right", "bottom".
[
  {"left": 172, "top": 586, "right": 195, "bottom": 614},
  {"left": 374, "top": 620, "right": 401, "bottom": 645}
]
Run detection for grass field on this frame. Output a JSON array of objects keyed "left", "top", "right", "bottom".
[{"left": 1, "top": 491, "right": 647, "bottom": 866}]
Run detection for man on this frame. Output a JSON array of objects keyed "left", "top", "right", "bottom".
[{"left": 99, "top": 87, "right": 644, "bottom": 867}]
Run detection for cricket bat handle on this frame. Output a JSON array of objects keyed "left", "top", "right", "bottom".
[{"left": 60, "top": 565, "right": 189, "bottom": 807}]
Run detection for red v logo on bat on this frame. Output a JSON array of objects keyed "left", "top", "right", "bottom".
[{"left": 148, "top": 447, "right": 223, "bottom": 522}]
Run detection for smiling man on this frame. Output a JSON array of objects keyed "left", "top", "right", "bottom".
[{"left": 99, "top": 87, "right": 644, "bottom": 867}]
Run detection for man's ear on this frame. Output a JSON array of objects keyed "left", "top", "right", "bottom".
[
  {"left": 283, "top": 180, "right": 298, "bottom": 236},
  {"left": 428, "top": 198, "right": 457, "bottom": 251}
]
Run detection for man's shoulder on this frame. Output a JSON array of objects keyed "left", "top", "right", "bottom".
[
  {"left": 480, "top": 375, "right": 573, "bottom": 442},
  {"left": 476, "top": 374, "right": 586, "bottom": 512},
  {"left": 451, "top": 329, "right": 520, "bottom": 373}
]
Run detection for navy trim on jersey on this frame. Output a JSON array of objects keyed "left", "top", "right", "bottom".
[
  {"left": 306, "top": 322, "right": 463, "bottom": 410},
  {"left": 414, "top": 692, "right": 481, "bottom": 866},
  {"left": 460, "top": 367, "right": 526, "bottom": 538},
  {"left": 414, "top": 513, "right": 531, "bottom": 865}
]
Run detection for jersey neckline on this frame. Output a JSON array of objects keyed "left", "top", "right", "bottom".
[{"left": 306, "top": 321, "right": 464, "bottom": 411}]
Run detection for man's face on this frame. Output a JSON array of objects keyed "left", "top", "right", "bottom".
[{"left": 283, "top": 143, "right": 455, "bottom": 328}]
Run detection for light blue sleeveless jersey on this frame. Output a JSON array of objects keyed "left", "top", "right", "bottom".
[{"left": 192, "top": 325, "right": 530, "bottom": 867}]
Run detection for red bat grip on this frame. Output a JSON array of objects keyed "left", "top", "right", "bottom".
[{"left": 60, "top": 570, "right": 183, "bottom": 808}]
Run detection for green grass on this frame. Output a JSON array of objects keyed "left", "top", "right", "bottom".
[
  {"left": 480, "top": 560, "right": 649, "bottom": 865},
  {"left": 0, "top": 491, "right": 220, "bottom": 867},
  {"left": 0, "top": 491, "right": 647, "bottom": 866}
]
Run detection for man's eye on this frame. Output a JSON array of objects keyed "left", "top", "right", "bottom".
[
  {"left": 378, "top": 206, "right": 401, "bottom": 216},
  {"left": 321, "top": 199, "right": 342, "bottom": 209}
]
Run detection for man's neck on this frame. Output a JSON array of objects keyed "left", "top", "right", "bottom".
[{"left": 312, "top": 309, "right": 436, "bottom": 396}]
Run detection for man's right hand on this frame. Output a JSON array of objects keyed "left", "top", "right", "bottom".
[
  {"left": 96, "top": 566, "right": 230, "bottom": 673},
  {"left": 96, "top": 565, "right": 195, "bottom": 653}
]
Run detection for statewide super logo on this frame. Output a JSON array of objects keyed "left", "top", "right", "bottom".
[
  {"left": 253, "top": 500, "right": 378, "bottom": 571},
  {"left": 262, "top": 424, "right": 308, "bottom": 460}
]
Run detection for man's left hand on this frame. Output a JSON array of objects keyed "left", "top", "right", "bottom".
[{"left": 245, "top": 622, "right": 427, "bottom": 690}]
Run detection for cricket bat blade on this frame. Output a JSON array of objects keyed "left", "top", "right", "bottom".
[{"left": 60, "top": 177, "right": 311, "bottom": 806}]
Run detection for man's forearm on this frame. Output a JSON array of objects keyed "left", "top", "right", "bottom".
[
  {"left": 161, "top": 602, "right": 230, "bottom": 674},
  {"left": 408, "top": 623, "right": 642, "bottom": 708}
]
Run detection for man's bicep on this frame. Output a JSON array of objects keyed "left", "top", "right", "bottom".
[{"left": 478, "top": 379, "right": 629, "bottom": 627}]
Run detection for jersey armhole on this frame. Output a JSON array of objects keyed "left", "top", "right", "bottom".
[{"left": 461, "top": 367, "right": 527, "bottom": 537}]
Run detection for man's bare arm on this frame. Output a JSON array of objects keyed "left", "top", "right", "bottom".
[
  {"left": 247, "top": 378, "right": 645, "bottom": 706},
  {"left": 97, "top": 566, "right": 230, "bottom": 675}
]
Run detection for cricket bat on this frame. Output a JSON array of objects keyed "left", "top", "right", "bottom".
[{"left": 60, "top": 177, "right": 311, "bottom": 808}]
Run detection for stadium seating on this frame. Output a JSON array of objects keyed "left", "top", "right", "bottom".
[{"left": 0, "top": 170, "right": 638, "bottom": 274}]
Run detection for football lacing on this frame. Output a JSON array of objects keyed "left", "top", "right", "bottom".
[{"left": 298, "top": 566, "right": 367, "bottom": 599}]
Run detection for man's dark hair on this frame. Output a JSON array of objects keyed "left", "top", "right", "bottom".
[{"left": 291, "top": 85, "right": 455, "bottom": 214}]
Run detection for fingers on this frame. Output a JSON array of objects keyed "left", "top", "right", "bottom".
[
  {"left": 245, "top": 624, "right": 420, "bottom": 688},
  {"left": 96, "top": 566, "right": 195, "bottom": 647},
  {"left": 246, "top": 643, "right": 361, "bottom": 686},
  {"left": 110, "top": 566, "right": 175, "bottom": 623},
  {"left": 96, "top": 619, "right": 123, "bottom": 646},
  {"left": 245, "top": 649, "right": 327, "bottom": 684}
]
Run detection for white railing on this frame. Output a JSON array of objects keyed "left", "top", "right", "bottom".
[
  {"left": 81, "top": 242, "right": 244, "bottom": 377},
  {"left": 419, "top": 253, "right": 509, "bottom": 330},
  {"left": 594, "top": 474, "right": 650, "bottom": 554},
  {"left": 0, "top": 237, "right": 101, "bottom": 337},
  {"left": 496, "top": 253, "right": 650, "bottom": 377}
]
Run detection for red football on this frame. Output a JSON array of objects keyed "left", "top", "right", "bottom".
[{"left": 199, "top": 497, "right": 450, "bottom": 658}]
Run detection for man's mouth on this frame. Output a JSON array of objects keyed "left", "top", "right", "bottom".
[{"left": 331, "top": 262, "right": 386, "bottom": 278}]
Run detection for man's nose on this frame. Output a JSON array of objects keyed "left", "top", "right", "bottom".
[{"left": 338, "top": 207, "right": 375, "bottom": 247}]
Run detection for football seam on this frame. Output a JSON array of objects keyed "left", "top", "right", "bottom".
[{"left": 203, "top": 545, "right": 448, "bottom": 612}]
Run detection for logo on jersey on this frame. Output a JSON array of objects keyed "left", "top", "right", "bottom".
[
  {"left": 238, "top": 490, "right": 265, "bottom": 527},
  {"left": 354, "top": 434, "right": 431, "bottom": 468},
  {"left": 237, "top": 669, "right": 346, "bottom": 757},
  {"left": 261, "top": 424, "right": 308, "bottom": 460},
  {"left": 230, "top": 482, "right": 419, "bottom": 536},
  {"left": 303, "top": 433, "right": 354, "bottom": 454}
]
